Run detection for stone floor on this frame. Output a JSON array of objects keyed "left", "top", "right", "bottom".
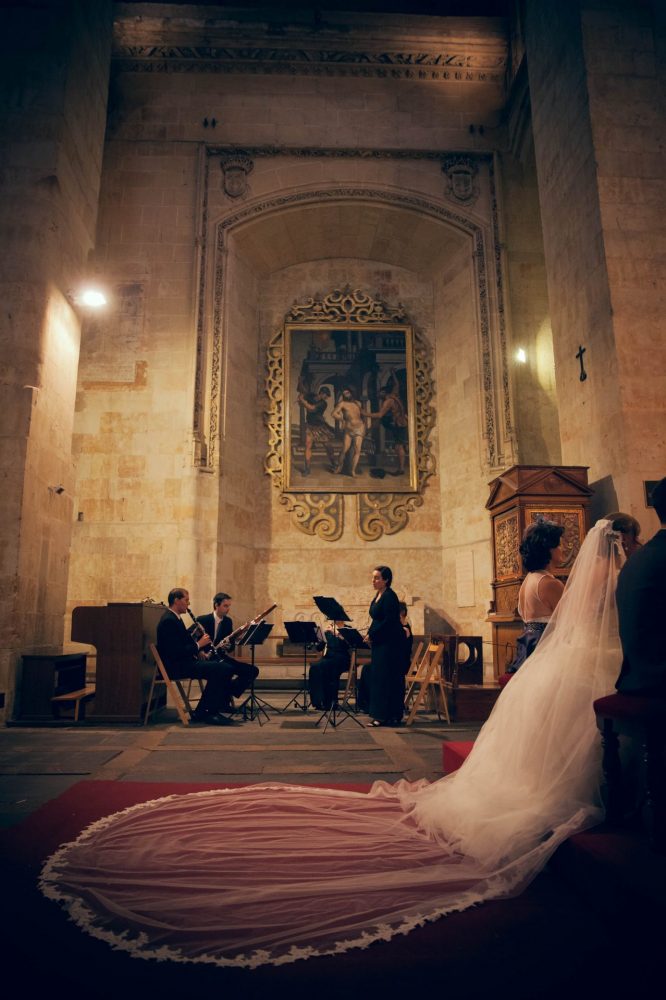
[{"left": 0, "top": 692, "right": 482, "bottom": 829}]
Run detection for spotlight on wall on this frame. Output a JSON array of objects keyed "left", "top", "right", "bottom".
[
  {"left": 79, "top": 288, "right": 108, "bottom": 308},
  {"left": 67, "top": 286, "right": 108, "bottom": 309},
  {"left": 515, "top": 348, "right": 527, "bottom": 364}
]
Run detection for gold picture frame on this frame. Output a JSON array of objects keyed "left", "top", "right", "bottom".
[
  {"left": 284, "top": 323, "right": 417, "bottom": 493},
  {"left": 264, "top": 288, "right": 436, "bottom": 540}
]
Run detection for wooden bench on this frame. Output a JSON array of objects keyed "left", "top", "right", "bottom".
[{"left": 51, "top": 685, "right": 96, "bottom": 721}]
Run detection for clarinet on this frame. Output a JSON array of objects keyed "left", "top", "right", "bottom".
[
  {"left": 185, "top": 608, "right": 212, "bottom": 648},
  {"left": 211, "top": 602, "right": 278, "bottom": 657}
]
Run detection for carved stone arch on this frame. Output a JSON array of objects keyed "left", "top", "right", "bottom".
[{"left": 193, "top": 183, "right": 514, "bottom": 484}]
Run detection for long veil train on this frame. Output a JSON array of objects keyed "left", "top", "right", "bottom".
[{"left": 40, "top": 521, "right": 624, "bottom": 968}]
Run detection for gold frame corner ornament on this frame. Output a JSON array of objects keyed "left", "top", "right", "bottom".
[{"left": 264, "top": 287, "right": 436, "bottom": 541}]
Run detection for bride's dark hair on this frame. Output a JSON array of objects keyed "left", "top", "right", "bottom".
[{"left": 519, "top": 519, "right": 564, "bottom": 572}]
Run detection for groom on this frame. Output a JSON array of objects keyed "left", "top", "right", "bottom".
[{"left": 615, "top": 477, "right": 666, "bottom": 697}]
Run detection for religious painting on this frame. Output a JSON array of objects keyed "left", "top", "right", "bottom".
[{"left": 284, "top": 324, "right": 417, "bottom": 493}]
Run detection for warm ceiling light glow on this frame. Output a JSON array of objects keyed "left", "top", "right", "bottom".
[
  {"left": 79, "top": 288, "right": 107, "bottom": 308},
  {"left": 515, "top": 347, "right": 527, "bottom": 364}
]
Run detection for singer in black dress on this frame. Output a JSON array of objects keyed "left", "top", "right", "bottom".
[{"left": 366, "top": 566, "right": 406, "bottom": 726}]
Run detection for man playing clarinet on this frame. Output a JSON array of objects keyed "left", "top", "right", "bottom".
[
  {"left": 197, "top": 592, "right": 259, "bottom": 709},
  {"left": 156, "top": 588, "right": 238, "bottom": 726}
]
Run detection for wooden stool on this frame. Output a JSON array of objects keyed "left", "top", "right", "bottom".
[{"left": 593, "top": 692, "right": 666, "bottom": 853}]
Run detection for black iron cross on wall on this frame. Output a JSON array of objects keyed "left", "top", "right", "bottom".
[{"left": 576, "top": 345, "right": 587, "bottom": 382}]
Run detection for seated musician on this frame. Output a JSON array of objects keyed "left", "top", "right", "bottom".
[
  {"left": 197, "top": 592, "right": 259, "bottom": 707},
  {"left": 156, "top": 588, "right": 237, "bottom": 726},
  {"left": 308, "top": 622, "right": 351, "bottom": 710}
]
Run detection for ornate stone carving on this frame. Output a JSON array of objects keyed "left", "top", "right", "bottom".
[
  {"left": 286, "top": 286, "right": 407, "bottom": 326},
  {"left": 442, "top": 155, "right": 480, "bottom": 205},
  {"left": 357, "top": 493, "right": 424, "bottom": 542},
  {"left": 198, "top": 179, "right": 510, "bottom": 482},
  {"left": 264, "top": 288, "right": 436, "bottom": 540},
  {"left": 220, "top": 151, "right": 254, "bottom": 199},
  {"left": 278, "top": 493, "right": 344, "bottom": 541}
]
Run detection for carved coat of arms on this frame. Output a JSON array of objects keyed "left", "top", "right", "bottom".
[
  {"left": 442, "top": 156, "right": 480, "bottom": 205},
  {"left": 220, "top": 152, "right": 254, "bottom": 199}
]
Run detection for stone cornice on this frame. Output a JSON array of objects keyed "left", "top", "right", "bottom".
[
  {"left": 112, "top": 5, "right": 508, "bottom": 84},
  {"left": 206, "top": 144, "right": 494, "bottom": 162}
]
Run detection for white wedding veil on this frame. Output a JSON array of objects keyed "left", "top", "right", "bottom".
[
  {"left": 390, "top": 518, "right": 625, "bottom": 870},
  {"left": 39, "top": 520, "right": 625, "bottom": 968}
]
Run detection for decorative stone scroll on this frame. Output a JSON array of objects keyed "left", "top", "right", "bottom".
[{"left": 264, "top": 287, "right": 436, "bottom": 541}]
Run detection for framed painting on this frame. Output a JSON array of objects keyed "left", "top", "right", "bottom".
[{"left": 284, "top": 324, "right": 418, "bottom": 493}]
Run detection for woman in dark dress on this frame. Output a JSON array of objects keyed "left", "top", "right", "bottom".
[{"left": 366, "top": 565, "right": 406, "bottom": 727}]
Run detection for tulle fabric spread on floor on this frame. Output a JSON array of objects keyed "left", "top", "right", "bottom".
[{"left": 40, "top": 521, "right": 625, "bottom": 968}]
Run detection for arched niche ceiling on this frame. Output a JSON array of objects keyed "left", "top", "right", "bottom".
[{"left": 228, "top": 201, "right": 471, "bottom": 277}]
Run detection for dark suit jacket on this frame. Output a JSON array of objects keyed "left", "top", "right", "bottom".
[
  {"left": 616, "top": 528, "right": 666, "bottom": 696},
  {"left": 197, "top": 613, "right": 234, "bottom": 650},
  {"left": 156, "top": 609, "right": 199, "bottom": 679}
]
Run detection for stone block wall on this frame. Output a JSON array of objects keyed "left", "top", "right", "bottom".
[
  {"left": 0, "top": 0, "right": 112, "bottom": 714},
  {"left": 525, "top": 0, "right": 665, "bottom": 533}
]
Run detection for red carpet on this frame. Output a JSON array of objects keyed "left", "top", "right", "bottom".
[{"left": 0, "top": 779, "right": 640, "bottom": 1000}]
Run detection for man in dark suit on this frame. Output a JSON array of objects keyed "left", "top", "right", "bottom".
[
  {"left": 616, "top": 477, "right": 666, "bottom": 696},
  {"left": 197, "top": 592, "right": 259, "bottom": 705},
  {"left": 156, "top": 588, "right": 236, "bottom": 725}
]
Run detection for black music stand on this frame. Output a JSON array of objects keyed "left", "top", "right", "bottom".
[
  {"left": 282, "top": 621, "right": 320, "bottom": 712},
  {"left": 316, "top": 618, "right": 365, "bottom": 732},
  {"left": 313, "top": 596, "right": 351, "bottom": 623},
  {"left": 235, "top": 621, "right": 275, "bottom": 725},
  {"left": 311, "top": 599, "right": 364, "bottom": 732}
]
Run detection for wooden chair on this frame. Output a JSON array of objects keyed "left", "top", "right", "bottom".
[
  {"left": 404, "top": 640, "right": 451, "bottom": 725},
  {"left": 403, "top": 640, "right": 425, "bottom": 688},
  {"left": 144, "top": 643, "right": 195, "bottom": 726}
]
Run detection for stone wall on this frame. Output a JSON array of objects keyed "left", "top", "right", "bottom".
[
  {"left": 525, "top": 0, "right": 665, "bottom": 534},
  {"left": 500, "top": 137, "right": 561, "bottom": 466},
  {"left": 0, "top": 0, "right": 112, "bottom": 715}
]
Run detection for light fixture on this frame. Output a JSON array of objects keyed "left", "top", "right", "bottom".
[
  {"left": 66, "top": 285, "right": 109, "bottom": 309},
  {"left": 515, "top": 348, "right": 527, "bottom": 364},
  {"left": 78, "top": 288, "right": 107, "bottom": 308}
]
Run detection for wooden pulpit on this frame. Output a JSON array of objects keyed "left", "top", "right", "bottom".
[{"left": 486, "top": 465, "right": 592, "bottom": 678}]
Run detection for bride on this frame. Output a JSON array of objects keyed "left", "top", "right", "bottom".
[{"left": 40, "top": 520, "right": 624, "bottom": 968}]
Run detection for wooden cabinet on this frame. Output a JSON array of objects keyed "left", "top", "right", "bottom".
[
  {"left": 17, "top": 653, "right": 87, "bottom": 721},
  {"left": 486, "top": 466, "right": 592, "bottom": 678}
]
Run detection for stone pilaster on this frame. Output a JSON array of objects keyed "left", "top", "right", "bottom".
[{"left": 0, "top": 0, "right": 113, "bottom": 715}]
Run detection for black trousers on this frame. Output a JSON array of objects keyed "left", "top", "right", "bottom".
[{"left": 180, "top": 656, "right": 258, "bottom": 715}]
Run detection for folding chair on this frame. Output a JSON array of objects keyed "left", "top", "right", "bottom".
[
  {"left": 404, "top": 640, "right": 451, "bottom": 725},
  {"left": 403, "top": 639, "right": 425, "bottom": 689},
  {"left": 144, "top": 643, "right": 195, "bottom": 726}
]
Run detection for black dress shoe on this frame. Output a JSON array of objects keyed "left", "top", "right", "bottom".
[
  {"left": 206, "top": 713, "right": 235, "bottom": 726},
  {"left": 192, "top": 711, "right": 234, "bottom": 726}
]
